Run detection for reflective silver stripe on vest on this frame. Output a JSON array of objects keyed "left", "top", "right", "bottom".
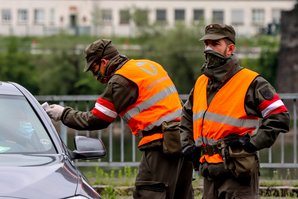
[
  {"left": 122, "top": 85, "right": 178, "bottom": 122},
  {"left": 193, "top": 111, "right": 258, "bottom": 129},
  {"left": 193, "top": 111, "right": 205, "bottom": 121},
  {"left": 144, "top": 108, "right": 181, "bottom": 131},
  {"left": 195, "top": 136, "right": 218, "bottom": 146},
  {"left": 137, "top": 108, "right": 181, "bottom": 137}
]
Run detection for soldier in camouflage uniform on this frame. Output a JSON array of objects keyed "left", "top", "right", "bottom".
[
  {"left": 180, "top": 24, "right": 290, "bottom": 199},
  {"left": 46, "top": 39, "right": 194, "bottom": 199}
]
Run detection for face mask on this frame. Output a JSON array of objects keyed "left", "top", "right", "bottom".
[
  {"left": 203, "top": 47, "right": 229, "bottom": 68},
  {"left": 94, "top": 71, "right": 107, "bottom": 84},
  {"left": 92, "top": 66, "right": 109, "bottom": 84},
  {"left": 97, "top": 75, "right": 109, "bottom": 84},
  {"left": 18, "top": 121, "right": 34, "bottom": 139}
]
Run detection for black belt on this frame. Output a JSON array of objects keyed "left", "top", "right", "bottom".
[{"left": 201, "top": 145, "right": 221, "bottom": 155}]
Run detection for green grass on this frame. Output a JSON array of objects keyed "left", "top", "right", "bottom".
[
  {"left": 80, "top": 166, "right": 298, "bottom": 198},
  {"left": 82, "top": 166, "right": 137, "bottom": 186}
]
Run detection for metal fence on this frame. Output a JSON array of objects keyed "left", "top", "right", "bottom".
[{"left": 36, "top": 93, "right": 298, "bottom": 169}]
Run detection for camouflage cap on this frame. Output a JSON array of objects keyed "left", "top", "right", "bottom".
[
  {"left": 200, "top": 24, "right": 236, "bottom": 44},
  {"left": 84, "top": 39, "right": 119, "bottom": 72}
]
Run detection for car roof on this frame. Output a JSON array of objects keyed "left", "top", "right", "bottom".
[{"left": 0, "top": 81, "right": 23, "bottom": 96}]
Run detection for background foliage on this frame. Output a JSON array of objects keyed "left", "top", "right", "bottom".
[{"left": 0, "top": 25, "right": 280, "bottom": 95}]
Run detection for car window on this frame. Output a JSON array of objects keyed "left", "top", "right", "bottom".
[{"left": 0, "top": 95, "right": 56, "bottom": 154}]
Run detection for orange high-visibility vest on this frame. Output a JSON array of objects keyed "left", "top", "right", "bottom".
[
  {"left": 115, "top": 59, "right": 182, "bottom": 147},
  {"left": 193, "top": 68, "right": 259, "bottom": 163}
]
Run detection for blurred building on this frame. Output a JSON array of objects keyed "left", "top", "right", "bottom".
[{"left": 0, "top": 0, "right": 295, "bottom": 37}]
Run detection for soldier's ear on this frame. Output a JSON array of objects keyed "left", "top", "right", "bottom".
[{"left": 227, "top": 44, "right": 236, "bottom": 57}]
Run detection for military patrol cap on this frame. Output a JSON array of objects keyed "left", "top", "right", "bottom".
[
  {"left": 84, "top": 39, "right": 119, "bottom": 72},
  {"left": 200, "top": 24, "right": 236, "bottom": 44}
]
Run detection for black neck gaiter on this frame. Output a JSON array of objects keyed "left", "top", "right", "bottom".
[{"left": 202, "top": 49, "right": 230, "bottom": 69}]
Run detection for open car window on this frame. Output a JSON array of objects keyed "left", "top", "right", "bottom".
[{"left": 0, "top": 95, "right": 56, "bottom": 154}]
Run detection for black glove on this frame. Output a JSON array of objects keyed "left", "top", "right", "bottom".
[
  {"left": 243, "top": 142, "right": 257, "bottom": 153},
  {"left": 224, "top": 134, "right": 257, "bottom": 153},
  {"left": 181, "top": 144, "right": 197, "bottom": 158},
  {"left": 181, "top": 144, "right": 201, "bottom": 170},
  {"left": 238, "top": 134, "right": 257, "bottom": 153}
]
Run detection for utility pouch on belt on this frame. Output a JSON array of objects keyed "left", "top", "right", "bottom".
[
  {"left": 220, "top": 134, "right": 257, "bottom": 178},
  {"left": 161, "top": 121, "right": 182, "bottom": 155}
]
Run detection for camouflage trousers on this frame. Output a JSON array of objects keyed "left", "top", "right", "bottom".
[
  {"left": 202, "top": 161, "right": 260, "bottom": 199},
  {"left": 133, "top": 149, "right": 194, "bottom": 199}
]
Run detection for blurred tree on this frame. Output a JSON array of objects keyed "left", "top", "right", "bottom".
[
  {"left": 240, "top": 50, "right": 278, "bottom": 88},
  {"left": 129, "top": 8, "right": 206, "bottom": 93},
  {"left": 32, "top": 47, "right": 105, "bottom": 95},
  {"left": 0, "top": 31, "right": 281, "bottom": 96},
  {"left": 257, "top": 49, "right": 278, "bottom": 87},
  {"left": 0, "top": 36, "right": 39, "bottom": 94},
  {"left": 130, "top": 7, "right": 150, "bottom": 38},
  {"left": 32, "top": 50, "right": 75, "bottom": 95},
  {"left": 135, "top": 23, "right": 205, "bottom": 93}
]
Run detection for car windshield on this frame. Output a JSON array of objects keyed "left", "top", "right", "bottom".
[{"left": 0, "top": 95, "right": 56, "bottom": 154}]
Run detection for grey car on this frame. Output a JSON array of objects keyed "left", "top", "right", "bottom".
[{"left": 0, "top": 81, "right": 106, "bottom": 199}]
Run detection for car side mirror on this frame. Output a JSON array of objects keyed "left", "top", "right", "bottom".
[{"left": 71, "top": 136, "right": 106, "bottom": 160}]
